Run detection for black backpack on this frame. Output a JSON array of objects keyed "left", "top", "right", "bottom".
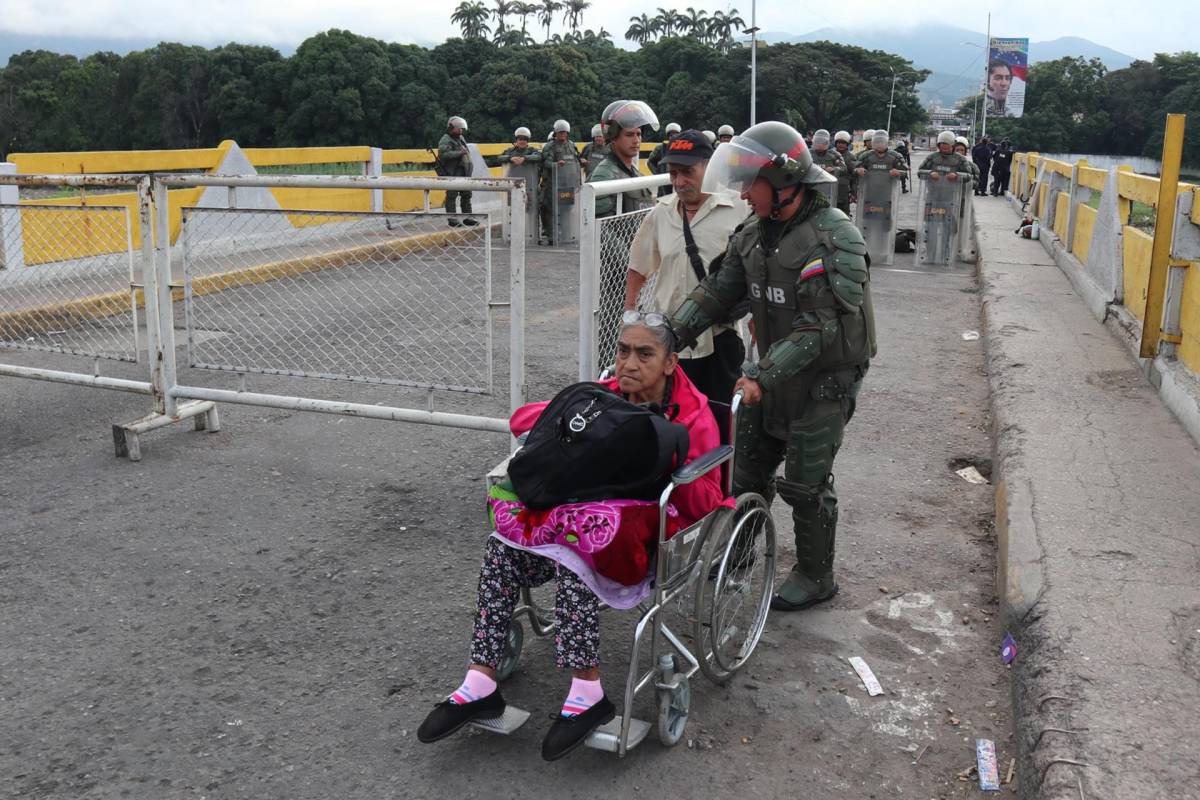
[{"left": 508, "top": 382, "right": 690, "bottom": 510}]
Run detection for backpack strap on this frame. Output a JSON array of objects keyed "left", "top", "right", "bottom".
[
  {"left": 649, "top": 414, "right": 691, "bottom": 479},
  {"left": 680, "top": 204, "right": 707, "bottom": 284}
]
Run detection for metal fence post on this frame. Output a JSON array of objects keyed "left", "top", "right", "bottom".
[
  {"left": 578, "top": 183, "right": 598, "bottom": 381},
  {"left": 368, "top": 147, "right": 383, "bottom": 213},
  {"left": 151, "top": 178, "right": 180, "bottom": 415},
  {"left": 0, "top": 162, "right": 25, "bottom": 270},
  {"left": 508, "top": 186, "right": 526, "bottom": 413}
]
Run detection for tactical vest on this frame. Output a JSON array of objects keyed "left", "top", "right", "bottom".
[{"left": 740, "top": 207, "right": 875, "bottom": 427}]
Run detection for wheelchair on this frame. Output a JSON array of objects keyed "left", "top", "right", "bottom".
[{"left": 477, "top": 393, "right": 778, "bottom": 756}]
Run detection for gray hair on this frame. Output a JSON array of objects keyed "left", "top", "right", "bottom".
[{"left": 618, "top": 321, "right": 676, "bottom": 353}]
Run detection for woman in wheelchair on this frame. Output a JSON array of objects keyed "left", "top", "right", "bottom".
[{"left": 417, "top": 312, "right": 726, "bottom": 760}]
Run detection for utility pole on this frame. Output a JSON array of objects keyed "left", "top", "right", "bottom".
[
  {"left": 745, "top": 0, "right": 759, "bottom": 126},
  {"left": 981, "top": 13, "right": 991, "bottom": 140}
]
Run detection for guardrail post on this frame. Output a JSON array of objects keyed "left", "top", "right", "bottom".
[
  {"left": 1161, "top": 190, "right": 1200, "bottom": 360},
  {"left": 578, "top": 183, "right": 599, "bottom": 381},
  {"left": 0, "top": 163, "right": 25, "bottom": 270},
  {"left": 1066, "top": 158, "right": 1087, "bottom": 252},
  {"left": 1139, "top": 114, "right": 1187, "bottom": 359},
  {"left": 368, "top": 147, "right": 383, "bottom": 213}
]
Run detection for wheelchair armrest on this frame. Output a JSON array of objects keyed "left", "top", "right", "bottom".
[{"left": 671, "top": 444, "right": 733, "bottom": 485}]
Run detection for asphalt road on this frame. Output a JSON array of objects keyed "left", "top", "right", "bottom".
[{"left": 1, "top": 168, "right": 1015, "bottom": 798}]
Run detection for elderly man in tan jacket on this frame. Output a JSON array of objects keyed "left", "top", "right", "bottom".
[{"left": 625, "top": 129, "right": 750, "bottom": 438}]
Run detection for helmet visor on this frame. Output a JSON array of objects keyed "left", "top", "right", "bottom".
[
  {"left": 700, "top": 136, "right": 777, "bottom": 194},
  {"left": 606, "top": 100, "right": 660, "bottom": 133}
]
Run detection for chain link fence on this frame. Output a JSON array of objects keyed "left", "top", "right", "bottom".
[
  {"left": 0, "top": 203, "right": 140, "bottom": 362},
  {"left": 181, "top": 207, "right": 492, "bottom": 393},
  {"left": 594, "top": 208, "right": 654, "bottom": 371}
]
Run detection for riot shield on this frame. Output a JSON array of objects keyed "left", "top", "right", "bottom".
[
  {"left": 551, "top": 160, "right": 581, "bottom": 245},
  {"left": 958, "top": 176, "right": 976, "bottom": 262},
  {"left": 916, "top": 171, "right": 967, "bottom": 265},
  {"left": 504, "top": 161, "right": 540, "bottom": 243},
  {"left": 813, "top": 180, "right": 837, "bottom": 207},
  {"left": 853, "top": 164, "right": 902, "bottom": 266}
]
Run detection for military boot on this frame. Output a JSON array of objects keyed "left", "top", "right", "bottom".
[{"left": 772, "top": 476, "right": 838, "bottom": 611}]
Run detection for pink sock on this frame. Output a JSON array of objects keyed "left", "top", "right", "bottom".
[
  {"left": 449, "top": 669, "right": 496, "bottom": 705},
  {"left": 560, "top": 677, "right": 604, "bottom": 717}
]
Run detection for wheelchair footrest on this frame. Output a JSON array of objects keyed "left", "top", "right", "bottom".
[
  {"left": 584, "top": 716, "right": 651, "bottom": 752},
  {"left": 468, "top": 706, "right": 531, "bottom": 735}
]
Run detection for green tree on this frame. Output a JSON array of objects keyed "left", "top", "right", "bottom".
[
  {"left": 537, "top": 0, "right": 562, "bottom": 42},
  {"left": 625, "top": 14, "right": 655, "bottom": 46},
  {"left": 277, "top": 30, "right": 392, "bottom": 145},
  {"left": 451, "top": 2, "right": 493, "bottom": 40}
]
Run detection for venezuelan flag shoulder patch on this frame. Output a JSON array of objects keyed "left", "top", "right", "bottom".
[{"left": 800, "top": 258, "right": 826, "bottom": 280}]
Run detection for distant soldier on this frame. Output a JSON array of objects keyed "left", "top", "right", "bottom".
[
  {"left": 438, "top": 115, "right": 477, "bottom": 227},
  {"left": 918, "top": 131, "right": 972, "bottom": 183},
  {"left": 990, "top": 139, "right": 1014, "bottom": 196},
  {"left": 971, "top": 136, "right": 993, "bottom": 196},
  {"left": 580, "top": 124, "right": 608, "bottom": 177},
  {"left": 717, "top": 124, "right": 735, "bottom": 143},
  {"left": 894, "top": 137, "right": 911, "bottom": 193},
  {"left": 539, "top": 119, "right": 581, "bottom": 244},
  {"left": 497, "top": 126, "right": 542, "bottom": 168},
  {"left": 954, "top": 136, "right": 980, "bottom": 185},
  {"left": 811, "top": 129, "right": 849, "bottom": 214},
  {"left": 648, "top": 122, "right": 682, "bottom": 196},
  {"left": 833, "top": 130, "right": 857, "bottom": 212},
  {"left": 702, "top": 130, "right": 717, "bottom": 146},
  {"left": 856, "top": 129, "right": 908, "bottom": 181}
]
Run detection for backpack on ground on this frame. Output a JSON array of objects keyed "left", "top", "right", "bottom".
[{"left": 508, "top": 382, "right": 690, "bottom": 509}]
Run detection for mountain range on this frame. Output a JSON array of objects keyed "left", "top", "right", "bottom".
[{"left": 763, "top": 24, "right": 1135, "bottom": 108}]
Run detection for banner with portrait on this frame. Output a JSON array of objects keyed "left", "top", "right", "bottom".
[{"left": 986, "top": 37, "right": 1028, "bottom": 118}]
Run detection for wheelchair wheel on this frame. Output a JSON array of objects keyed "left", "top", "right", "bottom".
[
  {"left": 693, "top": 493, "right": 776, "bottom": 684},
  {"left": 656, "top": 656, "right": 691, "bottom": 747},
  {"left": 495, "top": 622, "right": 524, "bottom": 682}
]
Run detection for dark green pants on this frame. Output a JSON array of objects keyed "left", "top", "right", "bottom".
[{"left": 732, "top": 378, "right": 860, "bottom": 581}]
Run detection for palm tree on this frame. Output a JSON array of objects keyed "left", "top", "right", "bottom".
[
  {"left": 564, "top": 0, "right": 591, "bottom": 34},
  {"left": 625, "top": 13, "right": 654, "bottom": 45},
  {"left": 683, "top": 7, "right": 708, "bottom": 39},
  {"left": 708, "top": 9, "right": 744, "bottom": 52},
  {"left": 537, "top": 0, "right": 562, "bottom": 42},
  {"left": 514, "top": 2, "right": 537, "bottom": 35},
  {"left": 654, "top": 7, "right": 684, "bottom": 38},
  {"left": 495, "top": 28, "right": 535, "bottom": 46},
  {"left": 491, "top": 0, "right": 516, "bottom": 35},
  {"left": 451, "top": 1, "right": 492, "bottom": 39},
  {"left": 581, "top": 27, "right": 611, "bottom": 45}
]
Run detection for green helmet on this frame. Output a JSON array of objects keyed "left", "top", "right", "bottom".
[{"left": 702, "top": 120, "right": 835, "bottom": 195}]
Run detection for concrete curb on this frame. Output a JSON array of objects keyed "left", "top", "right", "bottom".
[
  {"left": 976, "top": 201, "right": 1087, "bottom": 800},
  {"left": 1, "top": 223, "right": 496, "bottom": 339}
]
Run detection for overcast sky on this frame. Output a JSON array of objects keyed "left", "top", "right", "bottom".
[{"left": 0, "top": 0, "right": 1189, "bottom": 61}]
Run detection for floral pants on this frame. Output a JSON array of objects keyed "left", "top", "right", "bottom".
[{"left": 471, "top": 537, "right": 601, "bottom": 670}]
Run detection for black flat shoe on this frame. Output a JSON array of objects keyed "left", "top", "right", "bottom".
[
  {"left": 417, "top": 690, "right": 506, "bottom": 743},
  {"left": 447, "top": 217, "right": 461, "bottom": 227},
  {"left": 462, "top": 217, "right": 479, "bottom": 226},
  {"left": 540, "top": 696, "right": 616, "bottom": 761}
]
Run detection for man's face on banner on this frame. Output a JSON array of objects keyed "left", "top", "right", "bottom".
[{"left": 988, "top": 64, "right": 1013, "bottom": 101}]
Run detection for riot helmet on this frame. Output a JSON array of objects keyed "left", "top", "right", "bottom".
[
  {"left": 514, "top": 126, "right": 531, "bottom": 140},
  {"left": 447, "top": 116, "right": 468, "bottom": 132},
  {"left": 553, "top": 119, "right": 570, "bottom": 134},
  {"left": 834, "top": 130, "right": 851, "bottom": 144},
  {"left": 590, "top": 123, "right": 603, "bottom": 140},
  {"left": 601, "top": 100, "right": 659, "bottom": 142},
  {"left": 702, "top": 130, "right": 717, "bottom": 145},
  {"left": 717, "top": 124, "right": 735, "bottom": 142},
  {"left": 937, "top": 130, "right": 956, "bottom": 152},
  {"left": 702, "top": 121, "right": 836, "bottom": 195},
  {"left": 665, "top": 122, "right": 682, "bottom": 138},
  {"left": 871, "top": 129, "right": 890, "bottom": 150},
  {"left": 812, "top": 129, "right": 831, "bottom": 151}
]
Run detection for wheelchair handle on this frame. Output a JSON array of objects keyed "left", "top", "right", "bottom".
[{"left": 726, "top": 390, "right": 744, "bottom": 497}]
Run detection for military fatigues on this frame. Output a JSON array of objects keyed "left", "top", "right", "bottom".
[
  {"left": 672, "top": 193, "right": 875, "bottom": 596},
  {"left": 580, "top": 141, "right": 609, "bottom": 177},
  {"left": 539, "top": 139, "right": 581, "bottom": 242},
  {"left": 589, "top": 153, "right": 656, "bottom": 365},
  {"left": 834, "top": 144, "right": 858, "bottom": 212},
  {"left": 437, "top": 132, "right": 473, "bottom": 217},
  {"left": 858, "top": 148, "right": 908, "bottom": 175},
  {"left": 917, "top": 151, "right": 972, "bottom": 180},
  {"left": 499, "top": 144, "right": 543, "bottom": 238},
  {"left": 813, "top": 148, "right": 849, "bottom": 214}
]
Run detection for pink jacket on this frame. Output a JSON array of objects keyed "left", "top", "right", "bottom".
[{"left": 508, "top": 367, "right": 729, "bottom": 526}]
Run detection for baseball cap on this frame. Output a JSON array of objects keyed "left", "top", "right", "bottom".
[{"left": 660, "top": 129, "right": 714, "bottom": 167}]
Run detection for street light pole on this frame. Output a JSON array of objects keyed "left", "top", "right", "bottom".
[
  {"left": 746, "top": 0, "right": 759, "bottom": 126},
  {"left": 886, "top": 69, "right": 917, "bottom": 134}
]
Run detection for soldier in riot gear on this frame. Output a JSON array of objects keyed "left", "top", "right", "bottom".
[
  {"left": 833, "top": 130, "right": 857, "bottom": 213},
  {"left": 811, "top": 129, "right": 849, "bottom": 214},
  {"left": 954, "top": 136, "right": 980, "bottom": 184},
  {"left": 670, "top": 121, "right": 876, "bottom": 612},
  {"left": 717, "top": 124, "right": 735, "bottom": 143},
  {"left": 580, "top": 124, "right": 608, "bottom": 177},
  {"left": 539, "top": 119, "right": 581, "bottom": 244},
  {"left": 589, "top": 100, "right": 660, "bottom": 217},
  {"left": 918, "top": 131, "right": 972, "bottom": 181},
  {"left": 500, "top": 127, "right": 543, "bottom": 242},
  {"left": 497, "top": 126, "right": 542, "bottom": 167},
  {"left": 438, "top": 115, "right": 477, "bottom": 227}
]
